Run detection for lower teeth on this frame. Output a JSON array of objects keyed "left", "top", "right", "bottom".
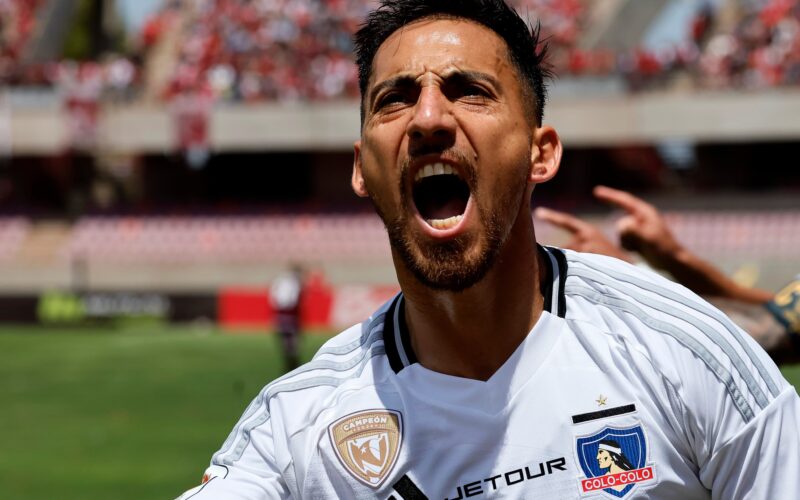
[{"left": 427, "top": 214, "right": 463, "bottom": 229}]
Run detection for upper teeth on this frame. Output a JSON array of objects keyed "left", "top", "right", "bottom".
[{"left": 414, "top": 162, "right": 459, "bottom": 182}]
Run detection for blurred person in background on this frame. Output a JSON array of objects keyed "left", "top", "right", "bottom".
[
  {"left": 536, "top": 185, "right": 800, "bottom": 364},
  {"left": 269, "top": 264, "right": 305, "bottom": 372}
]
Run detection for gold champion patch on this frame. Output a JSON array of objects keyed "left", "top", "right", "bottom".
[{"left": 328, "top": 409, "right": 403, "bottom": 488}]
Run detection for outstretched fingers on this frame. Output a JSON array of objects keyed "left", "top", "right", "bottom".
[
  {"left": 534, "top": 207, "right": 592, "bottom": 234},
  {"left": 593, "top": 185, "right": 654, "bottom": 216}
]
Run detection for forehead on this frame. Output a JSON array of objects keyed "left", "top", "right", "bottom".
[{"left": 370, "top": 18, "right": 512, "bottom": 86}]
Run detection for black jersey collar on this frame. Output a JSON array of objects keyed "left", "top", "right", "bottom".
[
  {"left": 383, "top": 293, "right": 417, "bottom": 374},
  {"left": 539, "top": 245, "right": 568, "bottom": 318},
  {"left": 384, "top": 245, "right": 568, "bottom": 374}
]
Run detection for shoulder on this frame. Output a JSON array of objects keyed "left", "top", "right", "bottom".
[
  {"left": 268, "top": 296, "right": 395, "bottom": 412},
  {"left": 556, "top": 248, "right": 787, "bottom": 424},
  {"left": 560, "top": 249, "right": 706, "bottom": 320},
  {"left": 211, "top": 297, "right": 397, "bottom": 467}
]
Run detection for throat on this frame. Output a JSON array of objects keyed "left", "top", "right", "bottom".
[
  {"left": 412, "top": 175, "right": 470, "bottom": 222},
  {"left": 402, "top": 291, "right": 537, "bottom": 381}
]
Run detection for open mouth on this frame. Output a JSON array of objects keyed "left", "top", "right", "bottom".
[{"left": 412, "top": 162, "right": 471, "bottom": 230}]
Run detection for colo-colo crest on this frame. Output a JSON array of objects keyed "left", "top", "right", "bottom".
[{"left": 576, "top": 425, "right": 656, "bottom": 498}]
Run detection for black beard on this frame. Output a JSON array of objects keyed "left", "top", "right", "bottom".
[
  {"left": 383, "top": 204, "right": 505, "bottom": 292},
  {"left": 366, "top": 148, "right": 529, "bottom": 292}
]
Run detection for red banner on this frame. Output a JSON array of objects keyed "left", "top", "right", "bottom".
[{"left": 217, "top": 284, "right": 399, "bottom": 331}]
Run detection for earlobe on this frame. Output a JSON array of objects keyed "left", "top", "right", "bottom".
[
  {"left": 529, "top": 126, "right": 562, "bottom": 184},
  {"left": 351, "top": 141, "right": 369, "bottom": 197}
]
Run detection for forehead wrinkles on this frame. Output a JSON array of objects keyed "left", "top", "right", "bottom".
[{"left": 369, "top": 18, "right": 511, "bottom": 90}]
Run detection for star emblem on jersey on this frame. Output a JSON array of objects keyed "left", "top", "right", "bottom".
[
  {"left": 596, "top": 395, "right": 608, "bottom": 406},
  {"left": 576, "top": 425, "right": 656, "bottom": 498},
  {"left": 328, "top": 409, "right": 403, "bottom": 488}
]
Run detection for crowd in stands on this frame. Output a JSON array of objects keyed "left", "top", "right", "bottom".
[
  {"left": 0, "top": 0, "right": 41, "bottom": 84},
  {"left": 2, "top": 0, "right": 800, "bottom": 100},
  {"left": 548, "top": 0, "right": 800, "bottom": 89},
  {"left": 158, "top": 0, "right": 799, "bottom": 99},
  {"left": 163, "top": 0, "right": 373, "bottom": 101},
  {"left": 0, "top": 0, "right": 139, "bottom": 99},
  {"left": 699, "top": 0, "right": 800, "bottom": 88},
  {"left": 162, "top": 0, "right": 585, "bottom": 102}
]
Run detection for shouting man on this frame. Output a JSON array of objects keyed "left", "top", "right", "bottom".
[{"left": 179, "top": 1, "right": 800, "bottom": 498}]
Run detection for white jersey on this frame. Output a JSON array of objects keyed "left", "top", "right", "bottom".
[
  {"left": 270, "top": 273, "right": 301, "bottom": 310},
  {"left": 179, "top": 247, "right": 800, "bottom": 499}
]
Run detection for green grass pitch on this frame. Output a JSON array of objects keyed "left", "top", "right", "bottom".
[
  {"left": 1, "top": 324, "right": 799, "bottom": 500},
  {"left": 0, "top": 324, "right": 330, "bottom": 500}
]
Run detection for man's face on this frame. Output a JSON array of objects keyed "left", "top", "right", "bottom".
[
  {"left": 597, "top": 449, "right": 612, "bottom": 469},
  {"left": 353, "top": 18, "right": 537, "bottom": 291}
]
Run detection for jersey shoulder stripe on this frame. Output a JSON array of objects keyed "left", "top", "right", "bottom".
[
  {"left": 566, "top": 280, "right": 756, "bottom": 422},
  {"left": 568, "top": 264, "right": 772, "bottom": 411},
  {"left": 213, "top": 298, "right": 396, "bottom": 465},
  {"left": 561, "top": 249, "right": 780, "bottom": 422},
  {"left": 565, "top": 252, "right": 779, "bottom": 398}
]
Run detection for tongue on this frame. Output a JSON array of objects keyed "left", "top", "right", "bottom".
[{"left": 424, "top": 198, "right": 466, "bottom": 220}]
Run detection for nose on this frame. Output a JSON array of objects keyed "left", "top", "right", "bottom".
[{"left": 407, "top": 85, "right": 456, "bottom": 152}]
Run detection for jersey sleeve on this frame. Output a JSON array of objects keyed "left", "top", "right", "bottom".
[
  {"left": 674, "top": 307, "right": 800, "bottom": 499},
  {"left": 664, "top": 309, "right": 800, "bottom": 499},
  {"left": 556, "top": 250, "right": 800, "bottom": 498},
  {"left": 176, "top": 400, "right": 293, "bottom": 500},
  {"left": 700, "top": 386, "right": 800, "bottom": 499}
]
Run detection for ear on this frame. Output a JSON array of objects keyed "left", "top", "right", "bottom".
[
  {"left": 351, "top": 140, "right": 369, "bottom": 197},
  {"left": 529, "top": 125, "right": 562, "bottom": 184}
]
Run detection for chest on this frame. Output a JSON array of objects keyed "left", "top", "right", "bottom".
[{"left": 296, "top": 368, "right": 707, "bottom": 499}]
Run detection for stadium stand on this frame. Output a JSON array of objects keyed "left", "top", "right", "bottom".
[
  {"left": 56, "top": 211, "right": 800, "bottom": 265},
  {"left": 4, "top": 0, "right": 800, "bottom": 96},
  {"left": 161, "top": 0, "right": 594, "bottom": 102},
  {"left": 698, "top": 0, "right": 800, "bottom": 88},
  {"left": 0, "top": 217, "right": 29, "bottom": 261},
  {"left": 665, "top": 210, "right": 800, "bottom": 258},
  {"left": 63, "top": 214, "right": 392, "bottom": 264},
  {"left": 0, "top": 0, "right": 42, "bottom": 83},
  {"left": 157, "top": 0, "right": 800, "bottom": 100}
]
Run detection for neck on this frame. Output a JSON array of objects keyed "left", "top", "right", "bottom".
[{"left": 396, "top": 207, "right": 546, "bottom": 381}]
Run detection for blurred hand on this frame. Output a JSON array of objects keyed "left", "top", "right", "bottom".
[
  {"left": 534, "top": 206, "right": 632, "bottom": 262},
  {"left": 592, "top": 186, "right": 682, "bottom": 269}
]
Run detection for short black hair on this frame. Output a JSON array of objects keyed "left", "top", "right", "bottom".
[{"left": 354, "top": 0, "right": 550, "bottom": 126}]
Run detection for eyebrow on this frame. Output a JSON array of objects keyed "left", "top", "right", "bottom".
[
  {"left": 368, "top": 70, "right": 502, "bottom": 110},
  {"left": 368, "top": 75, "right": 416, "bottom": 110},
  {"left": 445, "top": 70, "right": 502, "bottom": 93}
]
